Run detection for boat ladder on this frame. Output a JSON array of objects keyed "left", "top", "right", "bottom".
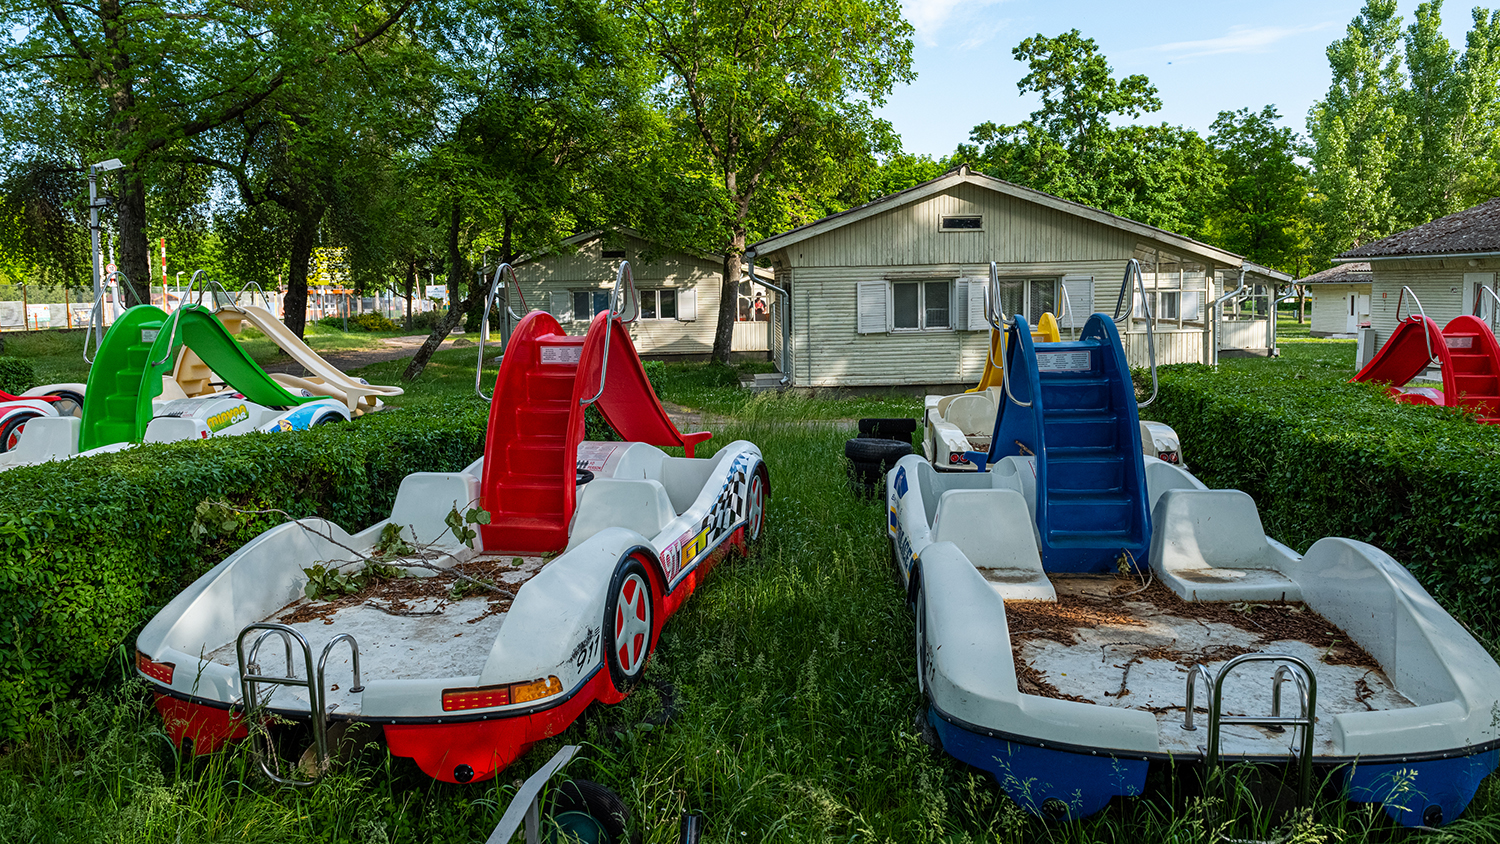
[
  {"left": 236, "top": 622, "right": 363, "bottom": 786},
  {"left": 1182, "top": 653, "right": 1319, "bottom": 805}
]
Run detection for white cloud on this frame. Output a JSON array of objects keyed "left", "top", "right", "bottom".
[
  {"left": 902, "top": 0, "right": 1010, "bottom": 49},
  {"left": 1152, "top": 22, "right": 1338, "bottom": 60}
]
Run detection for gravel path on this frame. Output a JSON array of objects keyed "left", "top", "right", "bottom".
[{"left": 260, "top": 334, "right": 468, "bottom": 376}]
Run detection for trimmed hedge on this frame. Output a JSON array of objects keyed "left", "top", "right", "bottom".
[
  {"left": 0, "top": 399, "right": 487, "bottom": 740},
  {"left": 0, "top": 357, "right": 37, "bottom": 394},
  {"left": 1148, "top": 363, "right": 1500, "bottom": 638}
]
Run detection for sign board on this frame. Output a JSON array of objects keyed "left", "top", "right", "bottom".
[
  {"left": 26, "top": 305, "right": 50, "bottom": 328},
  {"left": 1036, "top": 350, "right": 1092, "bottom": 372},
  {"left": 427, "top": 284, "right": 447, "bottom": 301},
  {"left": 541, "top": 345, "right": 582, "bottom": 365}
]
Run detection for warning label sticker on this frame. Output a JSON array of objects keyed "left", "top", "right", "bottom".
[
  {"left": 576, "top": 442, "right": 618, "bottom": 473},
  {"left": 1446, "top": 336, "right": 1474, "bottom": 349},
  {"left": 541, "top": 345, "right": 582, "bottom": 365},
  {"left": 141, "top": 329, "right": 160, "bottom": 343},
  {"left": 1036, "top": 350, "right": 1092, "bottom": 372}
]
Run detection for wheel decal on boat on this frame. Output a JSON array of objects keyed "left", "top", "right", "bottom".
[
  {"left": 613, "top": 573, "right": 651, "bottom": 675},
  {"left": 747, "top": 469, "right": 765, "bottom": 541}
]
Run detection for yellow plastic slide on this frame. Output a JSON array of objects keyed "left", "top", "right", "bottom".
[
  {"left": 969, "top": 312, "right": 1061, "bottom": 392},
  {"left": 172, "top": 305, "right": 403, "bottom": 415}
]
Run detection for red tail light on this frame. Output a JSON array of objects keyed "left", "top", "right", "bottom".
[
  {"left": 441, "top": 675, "right": 563, "bottom": 712},
  {"left": 136, "top": 651, "right": 175, "bottom": 684}
]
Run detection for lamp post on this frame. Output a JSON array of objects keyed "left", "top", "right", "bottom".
[{"left": 88, "top": 158, "right": 125, "bottom": 336}]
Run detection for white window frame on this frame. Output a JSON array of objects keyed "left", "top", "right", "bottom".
[
  {"left": 889, "top": 279, "right": 954, "bottom": 332},
  {"left": 995, "top": 277, "right": 1060, "bottom": 325},
  {"left": 571, "top": 289, "right": 611, "bottom": 322}
]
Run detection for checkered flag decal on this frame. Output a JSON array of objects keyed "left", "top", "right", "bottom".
[{"left": 710, "top": 468, "right": 747, "bottom": 533}]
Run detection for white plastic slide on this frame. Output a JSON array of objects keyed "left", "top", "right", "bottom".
[{"left": 174, "top": 305, "right": 403, "bottom": 415}]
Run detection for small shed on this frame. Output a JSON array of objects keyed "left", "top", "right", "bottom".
[
  {"left": 1337, "top": 198, "right": 1500, "bottom": 369},
  {"left": 512, "top": 228, "right": 773, "bottom": 359},
  {"left": 1295, "top": 263, "right": 1372, "bottom": 338},
  {"left": 748, "top": 165, "right": 1246, "bottom": 390}
]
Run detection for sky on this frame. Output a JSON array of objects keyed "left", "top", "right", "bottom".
[{"left": 877, "top": 0, "right": 1480, "bottom": 157}]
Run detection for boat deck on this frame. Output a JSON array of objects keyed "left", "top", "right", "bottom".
[
  {"left": 205, "top": 554, "right": 547, "bottom": 716},
  {"left": 1009, "top": 575, "right": 1415, "bottom": 758}
]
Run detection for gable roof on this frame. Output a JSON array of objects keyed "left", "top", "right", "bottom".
[
  {"left": 1340, "top": 198, "right": 1500, "bottom": 260},
  {"left": 516, "top": 226, "right": 772, "bottom": 279},
  {"left": 749, "top": 165, "right": 1243, "bottom": 267},
  {"left": 1243, "top": 261, "right": 1294, "bottom": 283},
  {"left": 1296, "top": 262, "right": 1372, "bottom": 284}
]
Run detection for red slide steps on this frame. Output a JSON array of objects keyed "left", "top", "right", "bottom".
[{"left": 1353, "top": 314, "right": 1500, "bottom": 423}]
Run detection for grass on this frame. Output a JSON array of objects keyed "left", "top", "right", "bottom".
[{"left": 3, "top": 332, "right": 1499, "bottom": 841}]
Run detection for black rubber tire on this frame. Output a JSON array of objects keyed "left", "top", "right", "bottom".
[
  {"left": 548, "top": 778, "right": 632, "bottom": 843},
  {"left": 744, "top": 462, "right": 768, "bottom": 545},
  {"left": 0, "top": 410, "right": 45, "bottom": 454},
  {"left": 914, "top": 582, "right": 929, "bottom": 695},
  {"left": 844, "top": 437, "right": 913, "bottom": 463},
  {"left": 45, "top": 389, "right": 85, "bottom": 419},
  {"left": 858, "top": 417, "right": 917, "bottom": 441},
  {"left": 603, "top": 558, "right": 655, "bottom": 694}
]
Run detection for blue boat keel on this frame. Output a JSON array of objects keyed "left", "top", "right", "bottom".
[{"left": 1341, "top": 750, "right": 1499, "bottom": 828}]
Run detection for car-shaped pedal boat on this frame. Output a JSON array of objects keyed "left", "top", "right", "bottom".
[
  {"left": 887, "top": 310, "right": 1500, "bottom": 827},
  {"left": 136, "top": 263, "right": 769, "bottom": 784}
]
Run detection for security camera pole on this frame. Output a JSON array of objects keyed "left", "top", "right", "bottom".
[{"left": 89, "top": 158, "right": 125, "bottom": 338}]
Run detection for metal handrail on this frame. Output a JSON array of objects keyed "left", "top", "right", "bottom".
[
  {"left": 1395, "top": 285, "right": 1438, "bottom": 365},
  {"left": 981, "top": 262, "right": 1034, "bottom": 410},
  {"left": 1184, "top": 653, "right": 1318, "bottom": 805},
  {"left": 1060, "top": 280, "right": 1077, "bottom": 341},
  {"left": 1479, "top": 285, "right": 1500, "bottom": 331},
  {"left": 237, "top": 280, "right": 274, "bottom": 312},
  {"left": 581, "top": 262, "right": 638, "bottom": 406},
  {"left": 83, "top": 271, "right": 144, "bottom": 363},
  {"left": 237, "top": 623, "right": 322, "bottom": 786},
  {"left": 148, "top": 270, "right": 229, "bottom": 367},
  {"left": 476, "top": 263, "right": 521, "bottom": 402},
  {"left": 1111, "top": 258, "right": 1159, "bottom": 408}
]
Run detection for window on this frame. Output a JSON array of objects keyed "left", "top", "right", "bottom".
[
  {"left": 995, "top": 278, "right": 1059, "bottom": 324},
  {"left": 602, "top": 249, "right": 626, "bottom": 259},
  {"left": 637, "top": 289, "right": 676, "bottom": 319},
  {"left": 737, "top": 280, "right": 771, "bottom": 322},
  {"left": 940, "top": 215, "right": 982, "bottom": 231},
  {"left": 892, "top": 280, "right": 951, "bottom": 330},
  {"left": 1132, "top": 245, "right": 1207, "bottom": 329},
  {"left": 572, "top": 290, "right": 610, "bottom": 320}
]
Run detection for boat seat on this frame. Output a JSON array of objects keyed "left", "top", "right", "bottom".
[
  {"left": 567, "top": 478, "right": 676, "bottom": 551},
  {"left": 941, "top": 393, "right": 995, "bottom": 437},
  {"left": 931, "top": 488, "right": 1054, "bottom": 600},
  {"left": 390, "top": 471, "right": 483, "bottom": 552},
  {"left": 1150, "top": 489, "right": 1300, "bottom": 602}
]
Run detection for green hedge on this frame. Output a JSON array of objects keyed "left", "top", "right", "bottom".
[
  {"left": 0, "top": 400, "right": 487, "bottom": 740},
  {"left": 0, "top": 357, "right": 37, "bottom": 394},
  {"left": 1148, "top": 363, "right": 1500, "bottom": 638}
]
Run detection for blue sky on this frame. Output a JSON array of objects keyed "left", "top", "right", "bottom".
[{"left": 877, "top": 0, "right": 1479, "bottom": 157}]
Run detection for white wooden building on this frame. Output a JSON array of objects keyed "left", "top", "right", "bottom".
[
  {"left": 512, "top": 229, "right": 773, "bottom": 359},
  {"left": 1296, "top": 263, "right": 1372, "bottom": 338},
  {"left": 1337, "top": 198, "right": 1500, "bottom": 369},
  {"left": 748, "top": 166, "right": 1249, "bottom": 389}
]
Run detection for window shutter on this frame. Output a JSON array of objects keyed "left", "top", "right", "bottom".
[
  {"left": 1182, "top": 290, "right": 1202, "bottom": 321},
  {"left": 856, "top": 280, "right": 889, "bottom": 334},
  {"left": 550, "top": 292, "right": 572, "bottom": 321},
  {"left": 966, "top": 277, "right": 988, "bottom": 330},
  {"left": 676, "top": 287, "right": 697, "bottom": 321},
  {"left": 1060, "top": 276, "right": 1093, "bottom": 329},
  {"left": 954, "top": 279, "right": 969, "bottom": 330}
]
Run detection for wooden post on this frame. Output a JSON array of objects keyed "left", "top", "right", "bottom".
[{"left": 65, "top": 286, "right": 72, "bottom": 328}]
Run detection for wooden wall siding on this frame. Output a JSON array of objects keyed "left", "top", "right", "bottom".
[
  {"left": 786, "top": 184, "right": 1142, "bottom": 270},
  {"left": 1218, "top": 321, "right": 1271, "bottom": 352},
  {"left": 1367, "top": 263, "right": 1472, "bottom": 352},
  {"left": 787, "top": 260, "right": 1165, "bottom": 387},
  {"left": 1309, "top": 284, "right": 1368, "bottom": 335},
  {"left": 515, "top": 232, "right": 726, "bottom": 356}
]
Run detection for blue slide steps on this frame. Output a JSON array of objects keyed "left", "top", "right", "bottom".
[{"left": 980, "top": 313, "right": 1151, "bottom": 573}]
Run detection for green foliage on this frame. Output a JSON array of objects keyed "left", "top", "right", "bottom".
[
  {"left": 410, "top": 309, "right": 443, "bottom": 332},
  {"left": 315, "top": 312, "right": 401, "bottom": 332},
  {"left": 1207, "top": 106, "right": 1310, "bottom": 274},
  {"left": 443, "top": 504, "right": 490, "bottom": 550},
  {"left": 0, "top": 399, "right": 487, "bottom": 740},
  {"left": 0, "top": 356, "right": 37, "bottom": 394},
  {"left": 1149, "top": 358, "right": 1500, "bottom": 639}
]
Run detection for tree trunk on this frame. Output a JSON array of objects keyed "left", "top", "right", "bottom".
[
  {"left": 712, "top": 178, "right": 748, "bottom": 365},
  {"left": 1295, "top": 284, "right": 1306, "bottom": 323},
  {"left": 115, "top": 171, "right": 152, "bottom": 307},
  {"left": 404, "top": 201, "right": 468, "bottom": 381},
  {"left": 405, "top": 260, "right": 415, "bottom": 331},
  {"left": 284, "top": 205, "right": 324, "bottom": 339}
]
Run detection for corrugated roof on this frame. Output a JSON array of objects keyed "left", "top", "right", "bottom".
[
  {"left": 1296, "top": 262, "right": 1372, "bottom": 284},
  {"left": 1340, "top": 198, "right": 1500, "bottom": 259}
]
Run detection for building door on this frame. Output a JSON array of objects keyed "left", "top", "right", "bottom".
[{"left": 1346, "top": 293, "right": 1358, "bottom": 333}]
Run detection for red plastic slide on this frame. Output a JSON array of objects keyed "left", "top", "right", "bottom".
[
  {"left": 1352, "top": 314, "right": 1500, "bottom": 422},
  {"left": 478, "top": 310, "right": 711, "bottom": 554}
]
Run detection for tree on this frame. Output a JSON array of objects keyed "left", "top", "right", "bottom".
[
  {"left": 0, "top": 0, "right": 416, "bottom": 304},
  {"left": 1307, "top": 0, "right": 1406, "bottom": 254},
  {"left": 622, "top": 0, "right": 914, "bottom": 363},
  {"left": 957, "top": 31, "right": 1219, "bottom": 240},
  {"left": 1207, "top": 106, "right": 1308, "bottom": 271}
]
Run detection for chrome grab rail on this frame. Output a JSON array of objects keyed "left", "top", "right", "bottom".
[
  {"left": 1060, "top": 280, "right": 1077, "bottom": 341},
  {"left": 1478, "top": 285, "right": 1500, "bottom": 331},
  {"left": 1181, "top": 653, "right": 1318, "bottom": 805},
  {"left": 236, "top": 280, "right": 274, "bottom": 312},
  {"left": 83, "top": 270, "right": 144, "bottom": 363},
  {"left": 476, "top": 262, "right": 521, "bottom": 402},
  {"left": 580, "top": 262, "right": 638, "bottom": 406},
  {"left": 236, "top": 622, "right": 361, "bottom": 786},
  {"left": 1395, "top": 285, "right": 1438, "bottom": 365},
  {"left": 148, "top": 270, "right": 222, "bottom": 368},
  {"left": 1111, "top": 258, "right": 1158, "bottom": 408},
  {"left": 984, "top": 261, "right": 1034, "bottom": 410}
]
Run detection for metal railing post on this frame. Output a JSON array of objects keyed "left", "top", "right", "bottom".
[
  {"left": 1111, "top": 259, "right": 1158, "bottom": 407},
  {"left": 581, "top": 262, "right": 638, "bottom": 406}
]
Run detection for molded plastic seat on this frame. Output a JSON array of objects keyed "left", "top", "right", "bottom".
[
  {"left": 942, "top": 393, "right": 996, "bottom": 438},
  {"left": 932, "top": 488, "right": 1054, "bottom": 600},
  {"left": 566, "top": 478, "right": 676, "bottom": 551},
  {"left": 1150, "top": 489, "right": 1300, "bottom": 602}
]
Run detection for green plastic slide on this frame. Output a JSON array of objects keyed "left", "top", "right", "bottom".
[{"left": 78, "top": 305, "right": 317, "bottom": 451}]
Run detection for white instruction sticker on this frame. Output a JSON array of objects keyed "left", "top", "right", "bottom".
[
  {"left": 141, "top": 329, "right": 159, "bottom": 343},
  {"left": 1036, "top": 350, "right": 1092, "bottom": 372},
  {"left": 1446, "top": 336, "right": 1474, "bottom": 349},
  {"left": 577, "top": 442, "right": 618, "bottom": 473},
  {"left": 541, "top": 345, "right": 582, "bottom": 365}
]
